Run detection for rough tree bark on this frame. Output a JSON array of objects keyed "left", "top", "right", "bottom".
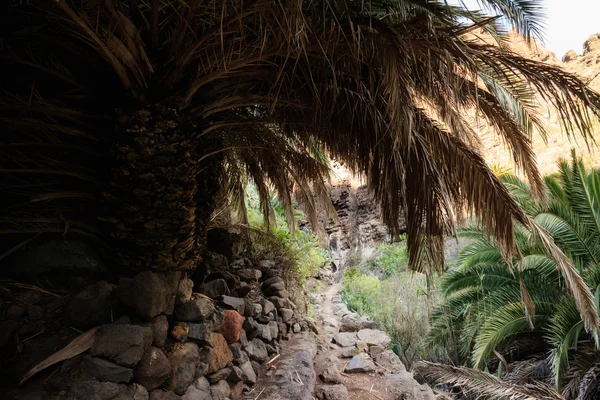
[{"left": 103, "top": 105, "right": 221, "bottom": 273}]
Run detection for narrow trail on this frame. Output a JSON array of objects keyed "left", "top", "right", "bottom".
[
  {"left": 311, "top": 278, "right": 436, "bottom": 400},
  {"left": 249, "top": 277, "right": 435, "bottom": 400}
]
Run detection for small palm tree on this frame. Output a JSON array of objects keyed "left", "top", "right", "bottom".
[
  {"left": 426, "top": 155, "right": 600, "bottom": 398},
  {"left": 2, "top": 1, "right": 600, "bottom": 316}
]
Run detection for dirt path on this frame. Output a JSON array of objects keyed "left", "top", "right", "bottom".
[{"left": 311, "top": 278, "right": 435, "bottom": 400}]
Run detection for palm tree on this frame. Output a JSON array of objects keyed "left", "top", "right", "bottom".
[
  {"left": 425, "top": 156, "right": 600, "bottom": 398},
  {"left": 2, "top": 1, "right": 600, "bottom": 316}
]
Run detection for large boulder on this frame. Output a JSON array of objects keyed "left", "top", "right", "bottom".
[
  {"left": 80, "top": 355, "right": 134, "bottom": 383},
  {"left": 332, "top": 332, "right": 357, "bottom": 348},
  {"left": 244, "top": 339, "right": 269, "bottom": 363},
  {"left": 92, "top": 325, "right": 153, "bottom": 367}
]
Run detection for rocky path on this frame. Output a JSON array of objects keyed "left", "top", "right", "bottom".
[{"left": 311, "top": 279, "right": 435, "bottom": 400}]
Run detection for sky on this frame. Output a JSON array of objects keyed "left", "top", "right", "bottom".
[{"left": 451, "top": 0, "right": 600, "bottom": 57}]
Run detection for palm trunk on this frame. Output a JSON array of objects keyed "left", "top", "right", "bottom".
[{"left": 105, "top": 105, "right": 204, "bottom": 272}]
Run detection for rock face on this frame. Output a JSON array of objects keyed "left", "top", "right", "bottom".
[{"left": 316, "top": 169, "right": 392, "bottom": 271}]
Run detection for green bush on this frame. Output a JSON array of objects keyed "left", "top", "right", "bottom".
[
  {"left": 373, "top": 239, "right": 408, "bottom": 277},
  {"left": 341, "top": 267, "right": 438, "bottom": 368}
]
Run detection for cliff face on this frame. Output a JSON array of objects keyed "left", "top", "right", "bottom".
[
  {"left": 314, "top": 165, "right": 393, "bottom": 272},
  {"left": 474, "top": 32, "right": 600, "bottom": 175}
]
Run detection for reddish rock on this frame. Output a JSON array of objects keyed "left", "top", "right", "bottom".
[
  {"left": 136, "top": 347, "right": 171, "bottom": 390},
  {"left": 171, "top": 322, "right": 189, "bottom": 342},
  {"left": 202, "top": 333, "right": 233, "bottom": 373},
  {"left": 220, "top": 310, "right": 244, "bottom": 344}
]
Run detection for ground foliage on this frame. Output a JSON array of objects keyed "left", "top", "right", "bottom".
[{"left": 425, "top": 153, "right": 600, "bottom": 399}]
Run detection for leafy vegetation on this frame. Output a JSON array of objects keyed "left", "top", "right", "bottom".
[
  {"left": 245, "top": 184, "right": 330, "bottom": 284},
  {"left": 426, "top": 154, "right": 600, "bottom": 399},
  {"left": 341, "top": 242, "right": 438, "bottom": 368}
]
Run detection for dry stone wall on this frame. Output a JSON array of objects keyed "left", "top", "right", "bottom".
[{"left": 0, "top": 232, "right": 314, "bottom": 400}]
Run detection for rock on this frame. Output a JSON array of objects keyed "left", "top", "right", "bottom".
[
  {"left": 175, "top": 278, "right": 193, "bottom": 305},
  {"left": 255, "top": 322, "right": 272, "bottom": 342},
  {"left": 238, "top": 361, "right": 257, "bottom": 385},
  {"left": 292, "top": 323, "right": 301, "bottom": 333},
  {"left": 229, "top": 381, "right": 244, "bottom": 399},
  {"left": 244, "top": 301, "right": 262, "bottom": 318},
  {"left": 369, "top": 345, "right": 385, "bottom": 357},
  {"left": 229, "top": 343, "right": 249, "bottom": 366},
  {"left": 268, "top": 321, "right": 279, "bottom": 339},
  {"left": 209, "top": 308, "right": 226, "bottom": 331},
  {"left": 181, "top": 377, "right": 211, "bottom": 400},
  {"left": 201, "top": 333, "right": 233, "bottom": 373},
  {"left": 278, "top": 322, "right": 288, "bottom": 338},
  {"left": 315, "top": 385, "right": 349, "bottom": 400},
  {"left": 239, "top": 329, "right": 248, "bottom": 347},
  {"left": 563, "top": 49, "right": 579, "bottom": 62},
  {"left": 167, "top": 343, "right": 200, "bottom": 395},
  {"left": 171, "top": 323, "right": 189, "bottom": 342},
  {"left": 210, "top": 379, "right": 231, "bottom": 400},
  {"left": 65, "top": 281, "right": 115, "bottom": 328},
  {"left": 207, "top": 367, "right": 231, "bottom": 383},
  {"left": 228, "top": 365, "right": 244, "bottom": 383},
  {"left": 221, "top": 296, "right": 245, "bottom": 315},
  {"left": 267, "top": 296, "right": 289, "bottom": 310},
  {"left": 356, "top": 329, "right": 391, "bottom": 348},
  {"left": 204, "top": 271, "right": 240, "bottom": 289},
  {"left": 304, "top": 317, "right": 319, "bottom": 334},
  {"left": 373, "top": 350, "right": 406, "bottom": 373},
  {"left": 319, "top": 365, "right": 343, "bottom": 384},
  {"left": 81, "top": 355, "right": 134, "bottom": 383},
  {"left": 263, "top": 281, "right": 285, "bottom": 296},
  {"left": 174, "top": 298, "right": 215, "bottom": 322},
  {"left": 196, "top": 362, "right": 209, "bottom": 377},
  {"left": 244, "top": 339, "right": 268, "bottom": 363},
  {"left": 92, "top": 324, "right": 153, "bottom": 367},
  {"left": 151, "top": 315, "right": 169, "bottom": 347},
  {"left": 345, "top": 354, "right": 375, "bottom": 373},
  {"left": 219, "top": 310, "right": 244, "bottom": 344},
  {"left": 261, "top": 276, "right": 283, "bottom": 289},
  {"left": 185, "top": 322, "right": 212, "bottom": 346},
  {"left": 356, "top": 340, "right": 368, "bottom": 353},
  {"left": 279, "top": 308, "right": 294, "bottom": 323},
  {"left": 135, "top": 347, "right": 170, "bottom": 390},
  {"left": 261, "top": 300, "right": 275, "bottom": 315},
  {"left": 69, "top": 381, "right": 148, "bottom": 400},
  {"left": 258, "top": 260, "right": 276, "bottom": 269},
  {"left": 251, "top": 361, "right": 260, "bottom": 375},
  {"left": 255, "top": 314, "right": 270, "bottom": 324},
  {"left": 118, "top": 271, "right": 181, "bottom": 319},
  {"left": 272, "top": 289, "right": 289, "bottom": 298},
  {"left": 236, "top": 269, "right": 262, "bottom": 282},
  {"left": 332, "top": 332, "right": 357, "bottom": 348},
  {"left": 200, "top": 279, "right": 230, "bottom": 298},
  {"left": 385, "top": 371, "right": 436, "bottom": 400},
  {"left": 233, "top": 283, "right": 252, "bottom": 298},
  {"left": 149, "top": 390, "right": 181, "bottom": 400}
]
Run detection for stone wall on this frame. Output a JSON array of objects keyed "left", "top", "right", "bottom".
[{"left": 0, "top": 232, "right": 314, "bottom": 400}]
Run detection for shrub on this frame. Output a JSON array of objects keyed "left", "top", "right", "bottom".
[{"left": 341, "top": 267, "right": 438, "bottom": 368}]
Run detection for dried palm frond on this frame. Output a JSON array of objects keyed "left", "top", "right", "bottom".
[{"left": 416, "top": 360, "right": 564, "bottom": 400}]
